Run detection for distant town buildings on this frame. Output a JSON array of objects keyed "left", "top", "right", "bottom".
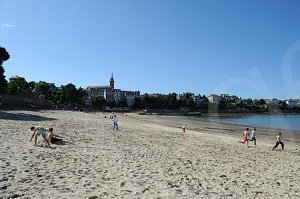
[
  {"left": 285, "top": 99, "right": 300, "bottom": 108},
  {"left": 207, "top": 94, "right": 221, "bottom": 104},
  {"left": 192, "top": 94, "right": 207, "bottom": 106},
  {"left": 85, "top": 73, "right": 140, "bottom": 106},
  {"left": 74, "top": 73, "right": 300, "bottom": 109},
  {"left": 175, "top": 93, "right": 207, "bottom": 107}
]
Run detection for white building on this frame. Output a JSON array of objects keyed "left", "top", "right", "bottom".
[
  {"left": 286, "top": 99, "right": 300, "bottom": 108},
  {"left": 86, "top": 73, "right": 140, "bottom": 106},
  {"left": 207, "top": 94, "right": 220, "bottom": 104}
]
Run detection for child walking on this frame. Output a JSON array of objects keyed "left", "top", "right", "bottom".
[
  {"left": 240, "top": 128, "right": 249, "bottom": 147},
  {"left": 112, "top": 114, "right": 118, "bottom": 131}
]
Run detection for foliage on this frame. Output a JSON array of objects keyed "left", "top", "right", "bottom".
[
  {"left": 7, "top": 76, "right": 30, "bottom": 94},
  {"left": 56, "top": 83, "right": 86, "bottom": 105},
  {"left": 133, "top": 97, "right": 142, "bottom": 108},
  {"left": 35, "top": 81, "right": 52, "bottom": 100},
  {"left": 0, "top": 46, "right": 10, "bottom": 93},
  {"left": 132, "top": 92, "right": 204, "bottom": 109},
  {"left": 259, "top": 99, "right": 266, "bottom": 105},
  {"left": 0, "top": 47, "right": 10, "bottom": 65},
  {"left": 6, "top": 75, "right": 86, "bottom": 106},
  {"left": 0, "top": 66, "right": 8, "bottom": 93},
  {"left": 92, "top": 96, "right": 106, "bottom": 108}
]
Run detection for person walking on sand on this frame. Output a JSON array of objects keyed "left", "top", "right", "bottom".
[
  {"left": 272, "top": 133, "right": 284, "bottom": 150},
  {"left": 249, "top": 128, "right": 257, "bottom": 145},
  {"left": 112, "top": 114, "right": 119, "bottom": 131},
  {"left": 182, "top": 124, "right": 186, "bottom": 133},
  {"left": 240, "top": 128, "right": 249, "bottom": 147}
]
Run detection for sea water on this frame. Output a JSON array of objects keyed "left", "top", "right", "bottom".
[{"left": 216, "top": 115, "right": 300, "bottom": 131}]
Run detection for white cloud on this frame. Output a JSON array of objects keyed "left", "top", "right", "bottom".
[{"left": 1, "top": 23, "right": 16, "bottom": 28}]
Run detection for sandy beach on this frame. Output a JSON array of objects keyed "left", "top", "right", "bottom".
[{"left": 0, "top": 110, "right": 299, "bottom": 198}]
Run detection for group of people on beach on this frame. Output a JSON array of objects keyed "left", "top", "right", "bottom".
[
  {"left": 29, "top": 113, "right": 285, "bottom": 151},
  {"left": 239, "top": 127, "right": 257, "bottom": 147},
  {"left": 182, "top": 124, "right": 284, "bottom": 151},
  {"left": 239, "top": 127, "right": 284, "bottom": 150}
]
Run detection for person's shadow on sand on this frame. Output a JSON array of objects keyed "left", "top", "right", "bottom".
[
  {"left": 0, "top": 111, "right": 56, "bottom": 121},
  {"left": 35, "top": 144, "right": 57, "bottom": 149}
]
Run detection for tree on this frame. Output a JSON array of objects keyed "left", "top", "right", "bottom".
[
  {"left": 59, "top": 83, "right": 86, "bottom": 105},
  {"left": 183, "top": 92, "right": 196, "bottom": 108},
  {"left": 27, "top": 81, "right": 36, "bottom": 91},
  {"left": 92, "top": 96, "right": 106, "bottom": 108},
  {"left": 77, "top": 87, "right": 87, "bottom": 104},
  {"left": 218, "top": 99, "right": 227, "bottom": 110},
  {"left": 259, "top": 99, "right": 266, "bottom": 106},
  {"left": 133, "top": 97, "right": 142, "bottom": 109},
  {"left": 0, "top": 47, "right": 10, "bottom": 93},
  {"left": 142, "top": 93, "right": 150, "bottom": 108},
  {"left": 166, "top": 93, "right": 178, "bottom": 109},
  {"left": 279, "top": 100, "right": 288, "bottom": 109},
  {"left": 35, "top": 81, "right": 51, "bottom": 100},
  {"left": 7, "top": 76, "right": 28, "bottom": 94}
]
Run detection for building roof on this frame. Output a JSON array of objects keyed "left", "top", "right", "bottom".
[{"left": 87, "top": 86, "right": 112, "bottom": 89}]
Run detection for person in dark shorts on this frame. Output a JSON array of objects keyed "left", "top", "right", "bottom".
[
  {"left": 249, "top": 128, "right": 257, "bottom": 145},
  {"left": 272, "top": 133, "right": 284, "bottom": 150},
  {"left": 48, "top": 128, "right": 73, "bottom": 145}
]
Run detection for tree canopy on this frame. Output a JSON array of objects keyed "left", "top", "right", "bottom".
[
  {"left": 0, "top": 47, "right": 10, "bottom": 65},
  {"left": 7, "top": 76, "right": 30, "bottom": 94},
  {"left": 92, "top": 96, "right": 106, "bottom": 108},
  {"left": 0, "top": 46, "right": 10, "bottom": 93}
]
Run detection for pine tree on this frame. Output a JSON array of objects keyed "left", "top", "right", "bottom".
[{"left": 0, "top": 47, "right": 10, "bottom": 93}]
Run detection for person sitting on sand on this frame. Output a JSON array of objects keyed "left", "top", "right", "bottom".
[
  {"left": 30, "top": 126, "right": 51, "bottom": 147},
  {"left": 249, "top": 128, "right": 257, "bottom": 145},
  {"left": 48, "top": 128, "right": 73, "bottom": 145},
  {"left": 239, "top": 128, "right": 249, "bottom": 147},
  {"left": 272, "top": 133, "right": 284, "bottom": 151}
]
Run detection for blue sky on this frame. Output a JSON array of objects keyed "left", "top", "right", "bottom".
[{"left": 1, "top": 0, "right": 300, "bottom": 99}]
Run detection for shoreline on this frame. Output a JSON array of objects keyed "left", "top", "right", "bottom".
[
  {"left": 140, "top": 111, "right": 300, "bottom": 132},
  {"left": 128, "top": 113, "right": 300, "bottom": 149},
  {"left": 199, "top": 116, "right": 300, "bottom": 133}
]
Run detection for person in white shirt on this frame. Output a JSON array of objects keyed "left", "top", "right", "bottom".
[
  {"left": 249, "top": 128, "right": 257, "bottom": 145},
  {"left": 112, "top": 114, "right": 118, "bottom": 131},
  {"left": 182, "top": 124, "right": 186, "bottom": 133}
]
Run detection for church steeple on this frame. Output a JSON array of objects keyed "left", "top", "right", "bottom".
[{"left": 109, "top": 73, "right": 115, "bottom": 89}]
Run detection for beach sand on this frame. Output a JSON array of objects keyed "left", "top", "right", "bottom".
[{"left": 0, "top": 110, "right": 299, "bottom": 198}]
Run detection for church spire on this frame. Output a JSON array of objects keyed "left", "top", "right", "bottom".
[
  {"left": 109, "top": 72, "right": 115, "bottom": 89},
  {"left": 110, "top": 73, "right": 114, "bottom": 80}
]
